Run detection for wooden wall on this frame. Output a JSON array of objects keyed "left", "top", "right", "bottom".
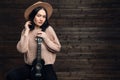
[{"left": 0, "top": 0, "right": 120, "bottom": 80}]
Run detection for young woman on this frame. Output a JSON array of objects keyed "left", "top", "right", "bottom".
[{"left": 6, "top": 1, "right": 61, "bottom": 80}]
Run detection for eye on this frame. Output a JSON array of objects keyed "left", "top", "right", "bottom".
[
  {"left": 36, "top": 14, "right": 41, "bottom": 17},
  {"left": 43, "top": 15, "right": 46, "bottom": 18}
]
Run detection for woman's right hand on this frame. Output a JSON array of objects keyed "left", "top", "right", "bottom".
[{"left": 24, "top": 21, "right": 31, "bottom": 31}]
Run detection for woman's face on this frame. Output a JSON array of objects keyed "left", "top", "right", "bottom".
[{"left": 33, "top": 8, "right": 46, "bottom": 27}]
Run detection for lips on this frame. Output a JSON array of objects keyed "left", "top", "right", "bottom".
[{"left": 38, "top": 22, "right": 43, "bottom": 24}]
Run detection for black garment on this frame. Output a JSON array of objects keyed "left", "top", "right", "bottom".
[{"left": 6, "top": 63, "right": 57, "bottom": 80}]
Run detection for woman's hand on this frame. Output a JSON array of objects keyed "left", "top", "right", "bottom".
[
  {"left": 24, "top": 21, "right": 31, "bottom": 31},
  {"left": 23, "top": 21, "right": 31, "bottom": 36},
  {"left": 37, "top": 31, "right": 48, "bottom": 39}
]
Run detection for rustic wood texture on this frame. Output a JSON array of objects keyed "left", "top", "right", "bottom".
[{"left": 0, "top": 0, "right": 120, "bottom": 80}]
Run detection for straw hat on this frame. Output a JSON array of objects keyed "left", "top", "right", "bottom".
[{"left": 24, "top": 1, "right": 53, "bottom": 20}]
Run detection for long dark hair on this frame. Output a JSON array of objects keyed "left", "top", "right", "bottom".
[{"left": 28, "top": 7, "right": 49, "bottom": 31}]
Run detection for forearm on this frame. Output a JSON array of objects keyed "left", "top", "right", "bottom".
[
  {"left": 17, "top": 29, "right": 29, "bottom": 53},
  {"left": 44, "top": 38, "right": 61, "bottom": 52}
]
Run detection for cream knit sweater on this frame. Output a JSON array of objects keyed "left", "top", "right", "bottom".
[{"left": 17, "top": 26, "right": 61, "bottom": 65}]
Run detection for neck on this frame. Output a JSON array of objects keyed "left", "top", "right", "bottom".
[{"left": 34, "top": 26, "right": 41, "bottom": 30}]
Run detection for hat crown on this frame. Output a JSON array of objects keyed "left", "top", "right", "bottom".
[{"left": 24, "top": 1, "right": 53, "bottom": 20}]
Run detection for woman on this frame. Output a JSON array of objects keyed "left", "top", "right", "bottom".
[{"left": 6, "top": 1, "right": 61, "bottom": 80}]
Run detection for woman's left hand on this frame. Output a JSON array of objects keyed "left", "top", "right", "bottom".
[{"left": 37, "top": 31, "right": 47, "bottom": 39}]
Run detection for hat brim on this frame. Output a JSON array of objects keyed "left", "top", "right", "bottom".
[{"left": 24, "top": 1, "right": 53, "bottom": 20}]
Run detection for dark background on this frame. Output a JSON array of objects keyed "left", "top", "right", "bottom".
[{"left": 0, "top": 0, "right": 120, "bottom": 80}]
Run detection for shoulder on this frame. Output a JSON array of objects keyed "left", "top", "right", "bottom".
[
  {"left": 45, "top": 26, "right": 57, "bottom": 39},
  {"left": 46, "top": 26, "right": 55, "bottom": 33},
  {"left": 47, "top": 26, "right": 54, "bottom": 30}
]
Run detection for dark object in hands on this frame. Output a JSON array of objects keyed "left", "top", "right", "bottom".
[{"left": 31, "top": 37, "right": 44, "bottom": 80}]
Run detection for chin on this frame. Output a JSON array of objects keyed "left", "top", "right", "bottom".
[
  {"left": 36, "top": 24, "right": 42, "bottom": 27},
  {"left": 38, "top": 23, "right": 43, "bottom": 26}
]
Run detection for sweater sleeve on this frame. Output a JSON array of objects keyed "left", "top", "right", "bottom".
[
  {"left": 44, "top": 26, "right": 61, "bottom": 53},
  {"left": 16, "top": 29, "right": 29, "bottom": 53}
]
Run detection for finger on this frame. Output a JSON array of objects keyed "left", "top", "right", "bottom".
[{"left": 28, "top": 21, "right": 32, "bottom": 25}]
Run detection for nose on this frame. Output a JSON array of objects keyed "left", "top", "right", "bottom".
[
  {"left": 40, "top": 16, "right": 44, "bottom": 21},
  {"left": 39, "top": 17, "right": 43, "bottom": 21}
]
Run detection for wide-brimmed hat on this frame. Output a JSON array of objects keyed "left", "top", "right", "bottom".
[{"left": 24, "top": 1, "right": 53, "bottom": 20}]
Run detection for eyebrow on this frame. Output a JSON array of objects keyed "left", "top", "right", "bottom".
[{"left": 37, "top": 12, "right": 46, "bottom": 16}]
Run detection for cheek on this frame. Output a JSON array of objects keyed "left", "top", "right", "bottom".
[
  {"left": 43, "top": 18, "right": 46, "bottom": 22},
  {"left": 33, "top": 18, "right": 38, "bottom": 24}
]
